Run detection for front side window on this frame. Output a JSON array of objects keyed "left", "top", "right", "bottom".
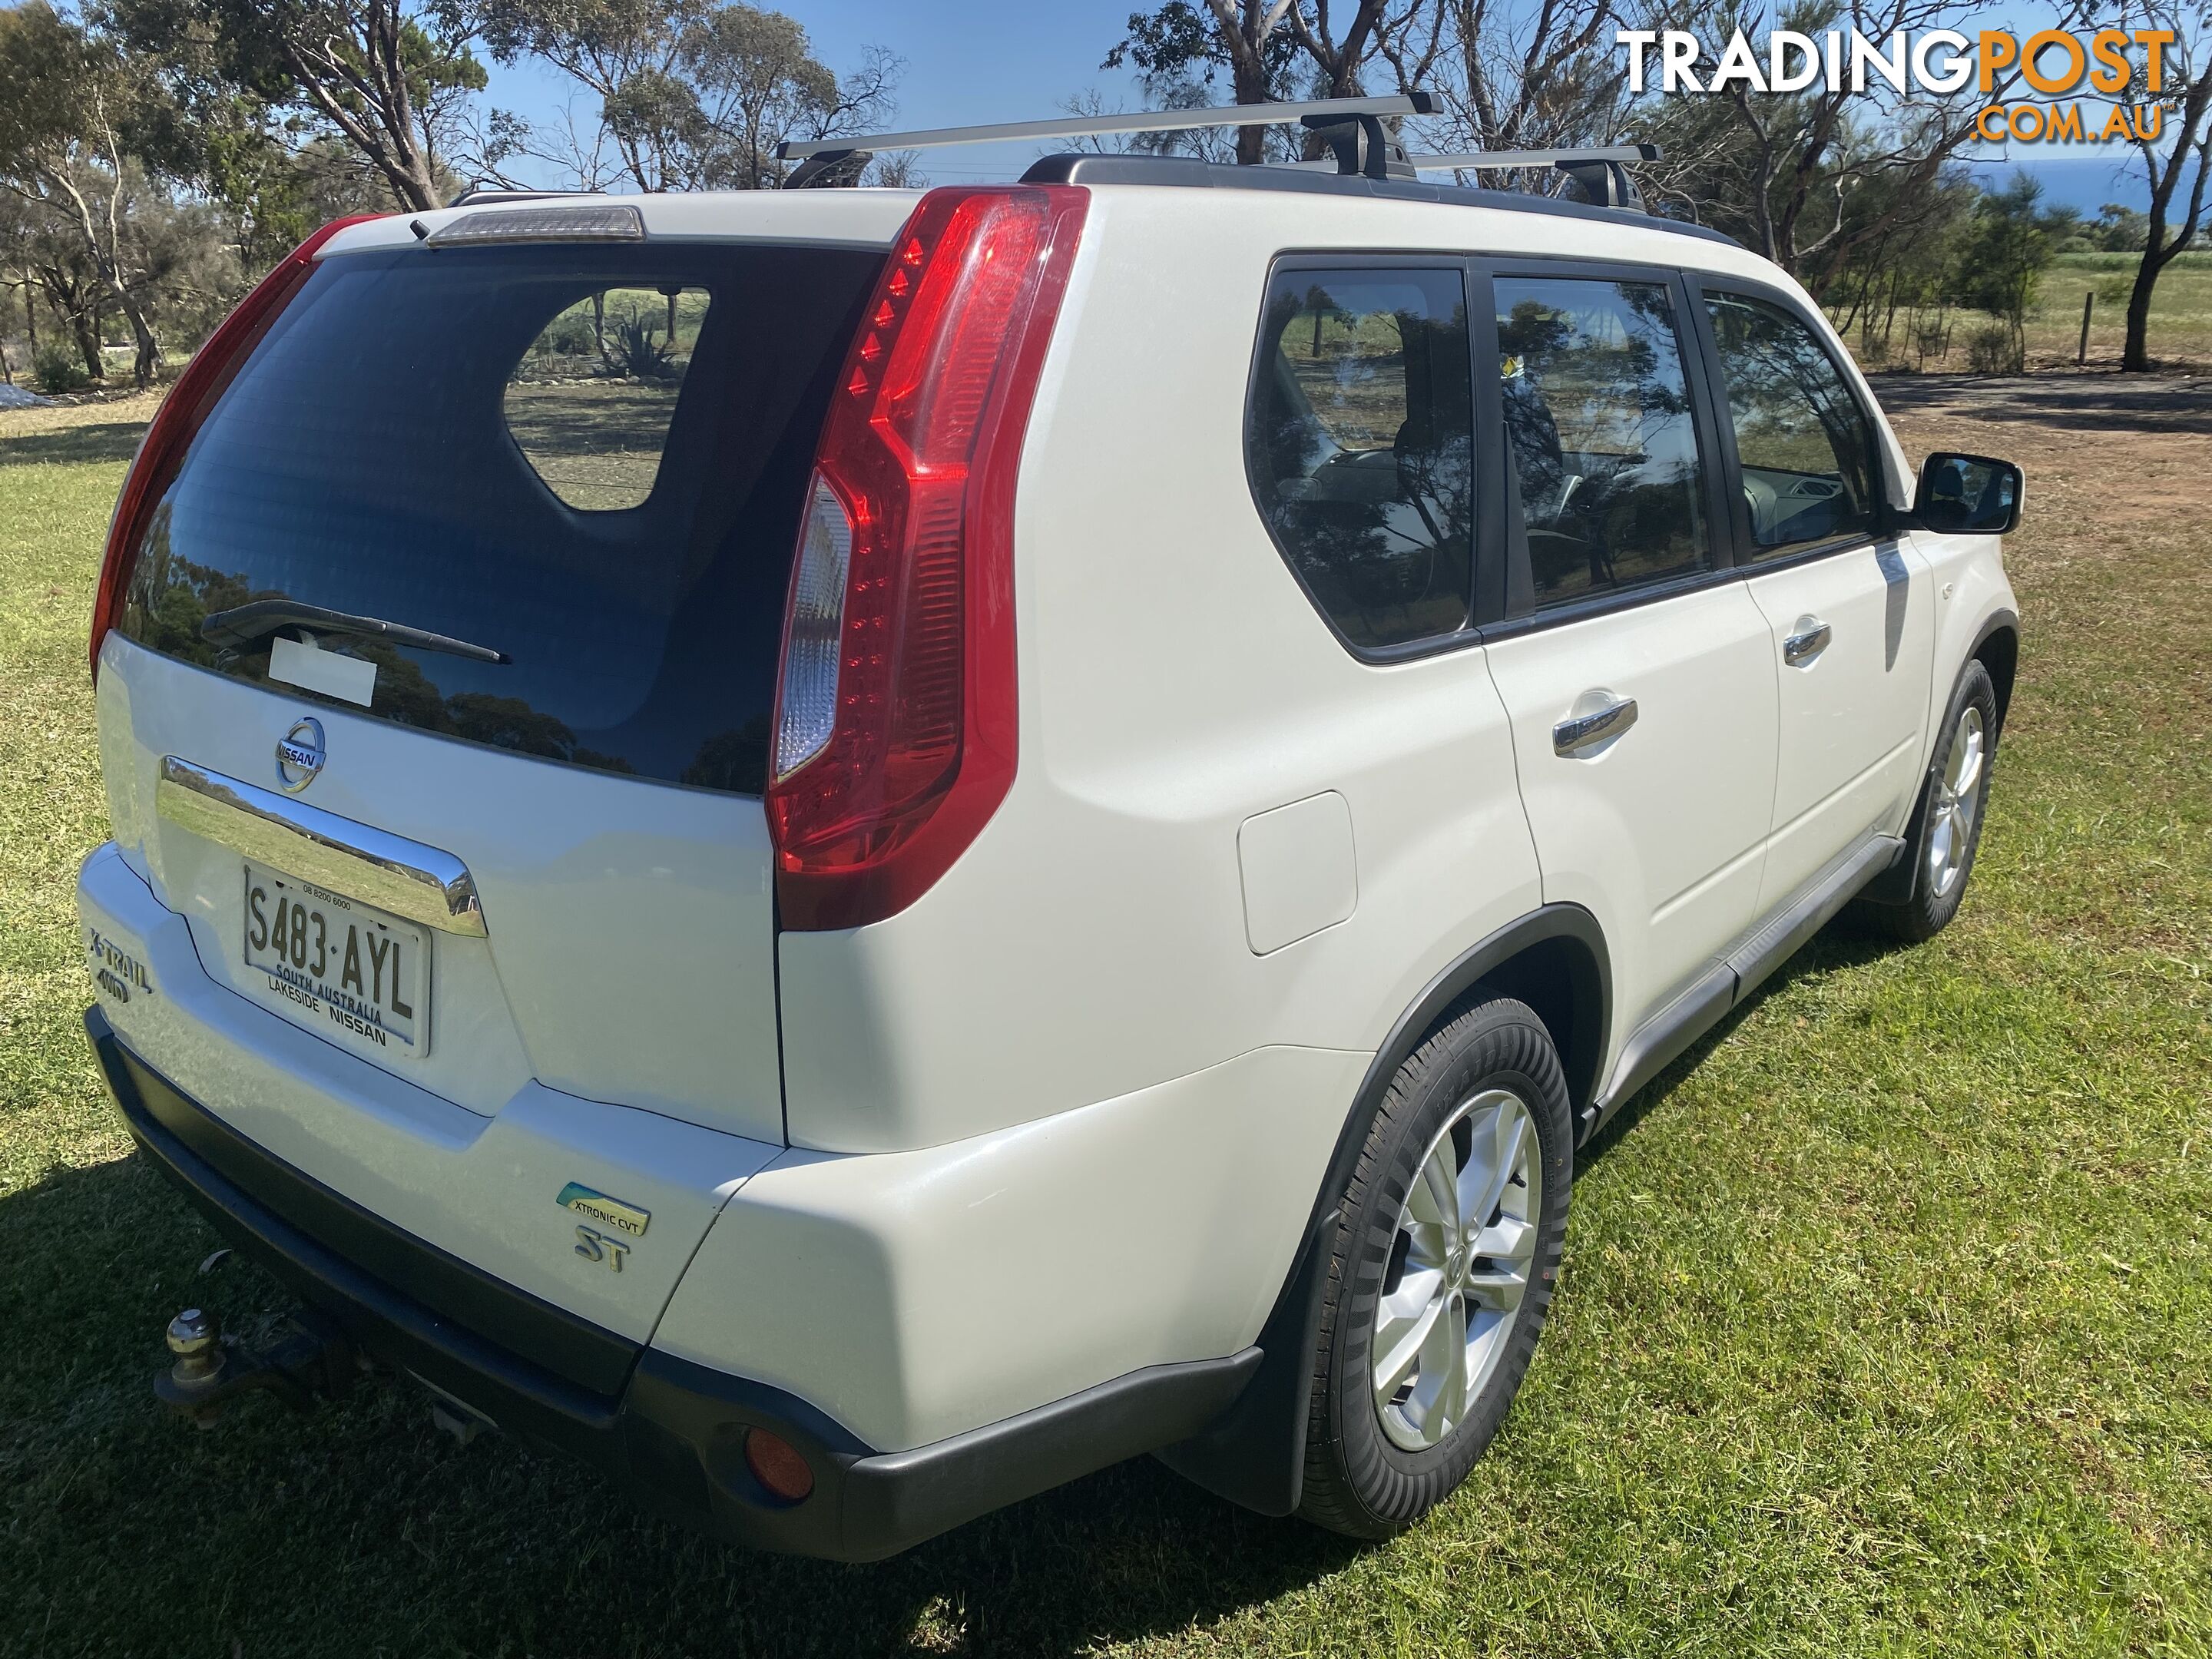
[
  {"left": 1704, "top": 292, "right": 1880, "bottom": 559},
  {"left": 1495, "top": 276, "right": 1710, "bottom": 611},
  {"left": 1248, "top": 267, "right": 1474, "bottom": 650}
]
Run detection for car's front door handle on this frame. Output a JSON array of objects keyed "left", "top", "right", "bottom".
[
  {"left": 1783, "top": 620, "right": 1833, "bottom": 665},
  {"left": 1553, "top": 696, "right": 1638, "bottom": 756}
]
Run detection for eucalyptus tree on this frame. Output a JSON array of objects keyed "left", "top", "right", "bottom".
[
  {"left": 480, "top": 0, "right": 897, "bottom": 191},
  {"left": 1107, "top": 2, "right": 1410, "bottom": 164},
  {"left": 105, "top": 0, "right": 485, "bottom": 213},
  {"left": 2114, "top": 0, "right": 2211, "bottom": 370},
  {"left": 0, "top": 2, "right": 173, "bottom": 382}
]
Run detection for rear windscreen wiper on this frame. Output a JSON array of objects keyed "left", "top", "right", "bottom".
[{"left": 201, "top": 600, "right": 509, "bottom": 664}]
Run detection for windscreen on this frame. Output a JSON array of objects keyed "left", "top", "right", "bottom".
[{"left": 118, "top": 240, "right": 882, "bottom": 795}]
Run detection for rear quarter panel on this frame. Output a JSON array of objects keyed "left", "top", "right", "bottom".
[{"left": 775, "top": 187, "right": 1593, "bottom": 1160}]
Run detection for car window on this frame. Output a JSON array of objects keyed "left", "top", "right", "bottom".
[
  {"left": 1248, "top": 267, "right": 1473, "bottom": 649},
  {"left": 1704, "top": 292, "right": 1880, "bottom": 559},
  {"left": 1495, "top": 276, "right": 1710, "bottom": 611},
  {"left": 505, "top": 285, "right": 710, "bottom": 512},
  {"left": 118, "top": 243, "right": 881, "bottom": 796}
]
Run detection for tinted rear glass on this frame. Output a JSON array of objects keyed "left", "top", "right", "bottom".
[{"left": 120, "top": 241, "right": 882, "bottom": 794}]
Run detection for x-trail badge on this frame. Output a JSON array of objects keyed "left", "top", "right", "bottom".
[{"left": 276, "top": 717, "right": 324, "bottom": 793}]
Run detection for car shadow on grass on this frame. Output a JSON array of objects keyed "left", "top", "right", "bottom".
[
  {"left": 2, "top": 1140, "right": 1364, "bottom": 1657},
  {"left": 0, "top": 421, "right": 151, "bottom": 468}
]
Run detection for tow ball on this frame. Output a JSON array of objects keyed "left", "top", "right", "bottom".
[{"left": 154, "top": 1306, "right": 356, "bottom": 1426}]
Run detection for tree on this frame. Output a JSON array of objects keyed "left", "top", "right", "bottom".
[
  {"left": 1106, "top": 2, "right": 1404, "bottom": 164},
  {"left": 106, "top": 0, "right": 485, "bottom": 213},
  {"left": 2116, "top": 0, "right": 2212, "bottom": 371},
  {"left": 481, "top": 0, "right": 896, "bottom": 191},
  {"left": 1951, "top": 172, "right": 2062, "bottom": 373},
  {"left": 1370, "top": 0, "right": 1628, "bottom": 189},
  {"left": 1631, "top": 0, "right": 2035, "bottom": 292},
  {"left": 2092, "top": 201, "right": 2149, "bottom": 252},
  {"left": 0, "top": 2, "right": 173, "bottom": 383}
]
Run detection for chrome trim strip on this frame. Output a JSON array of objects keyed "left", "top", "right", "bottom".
[{"left": 154, "top": 757, "right": 488, "bottom": 938}]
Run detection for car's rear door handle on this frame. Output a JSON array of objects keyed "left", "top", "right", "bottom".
[
  {"left": 1783, "top": 619, "right": 1833, "bottom": 665},
  {"left": 1553, "top": 696, "right": 1637, "bottom": 756}
]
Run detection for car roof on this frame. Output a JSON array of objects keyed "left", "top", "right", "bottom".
[{"left": 1019, "top": 152, "right": 1742, "bottom": 253}]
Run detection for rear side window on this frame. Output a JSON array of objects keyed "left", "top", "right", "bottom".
[
  {"left": 1495, "top": 276, "right": 1710, "bottom": 611},
  {"left": 120, "top": 243, "right": 881, "bottom": 794},
  {"left": 1247, "top": 267, "right": 1473, "bottom": 650},
  {"left": 1703, "top": 292, "right": 1880, "bottom": 559}
]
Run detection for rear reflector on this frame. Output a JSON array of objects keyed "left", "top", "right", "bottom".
[
  {"left": 743, "top": 1427, "right": 815, "bottom": 1502},
  {"left": 91, "top": 214, "right": 383, "bottom": 679},
  {"left": 765, "top": 184, "right": 1088, "bottom": 931}
]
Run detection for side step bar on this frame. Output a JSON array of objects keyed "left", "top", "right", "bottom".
[{"left": 1580, "top": 833, "right": 1902, "bottom": 1141}]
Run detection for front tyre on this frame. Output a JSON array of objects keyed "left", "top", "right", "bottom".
[
  {"left": 1861, "top": 659, "right": 1999, "bottom": 943},
  {"left": 1296, "top": 995, "right": 1572, "bottom": 1539}
]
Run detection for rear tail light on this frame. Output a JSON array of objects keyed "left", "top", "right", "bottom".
[
  {"left": 766, "top": 185, "right": 1087, "bottom": 931},
  {"left": 90, "top": 214, "right": 382, "bottom": 678}
]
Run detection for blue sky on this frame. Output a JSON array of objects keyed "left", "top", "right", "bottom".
[
  {"left": 475, "top": 1, "right": 2157, "bottom": 209},
  {"left": 480, "top": 0, "right": 1156, "bottom": 184}
]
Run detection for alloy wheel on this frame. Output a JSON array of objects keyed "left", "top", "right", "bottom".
[
  {"left": 1926, "top": 704, "right": 1986, "bottom": 898},
  {"left": 1371, "top": 1088, "right": 1541, "bottom": 1452}
]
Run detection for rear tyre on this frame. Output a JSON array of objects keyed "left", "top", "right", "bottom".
[
  {"left": 1295, "top": 995, "right": 1572, "bottom": 1540},
  {"left": 1859, "top": 659, "right": 1998, "bottom": 943}
]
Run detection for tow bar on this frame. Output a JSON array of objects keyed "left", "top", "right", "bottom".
[{"left": 154, "top": 1306, "right": 357, "bottom": 1426}]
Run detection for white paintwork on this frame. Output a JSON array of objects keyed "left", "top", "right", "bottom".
[
  {"left": 1482, "top": 584, "right": 1780, "bottom": 1045},
  {"left": 77, "top": 842, "right": 777, "bottom": 1340},
  {"left": 654, "top": 1044, "right": 1371, "bottom": 1450},
  {"left": 84, "top": 177, "right": 2018, "bottom": 1470},
  {"left": 98, "top": 636, "right": 784, "bottom": 1142},
  {"left": 1743, "top": 545, "right": 1936, "bottom": 912},
  {"left": 1238, "top": 792, "right": 1358, "bottom": 955}
]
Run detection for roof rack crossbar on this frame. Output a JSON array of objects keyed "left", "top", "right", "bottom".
[{"left": 777, "top": 93, "right": 1434, "bottom": 163}]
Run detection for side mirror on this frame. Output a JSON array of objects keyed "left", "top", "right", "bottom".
[{"left": 1915, "top": 452, "right": 2022, "bottom": 535}]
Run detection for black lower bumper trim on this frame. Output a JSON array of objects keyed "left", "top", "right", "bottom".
[{"left": 88, "top": 1007, "right": 1261, "bottom": 1558}]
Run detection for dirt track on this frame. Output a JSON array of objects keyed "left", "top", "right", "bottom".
[{"left": 1874, "top": 372, "right": 2212, "bottom": 532}]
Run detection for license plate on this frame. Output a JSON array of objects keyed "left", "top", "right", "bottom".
[{"left": 242, "top": 862, "right": 429, "bottom": 1058}]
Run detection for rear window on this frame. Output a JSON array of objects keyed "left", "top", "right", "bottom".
[{"left": 120, "top": 240, "right": 882, "bottom": 794}]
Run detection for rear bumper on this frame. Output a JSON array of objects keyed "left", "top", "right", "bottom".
[{"left": 89, "top": 1006, "right": 1257, "bottom": 1559}]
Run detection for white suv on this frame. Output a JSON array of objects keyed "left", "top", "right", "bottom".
[{"left": 76, "top": 144, "right": 2021, "bottom": 1559}]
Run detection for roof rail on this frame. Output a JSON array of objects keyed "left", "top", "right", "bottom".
[
  {"left": 1402, "top": 144, "right": 1661, "bottom": 210},
  {"left": 1012, "top": 151, "right": 1734, "bottom": 248},
  {"left": 777, "top": 93, "right": 1435, "bottom": 187}
]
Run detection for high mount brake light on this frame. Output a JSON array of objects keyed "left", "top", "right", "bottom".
[
  {"left": 90, "top": 215, "right": 382, "bottom": 680},
  {"left": 767, "top": 184, "right": 1087, "bottom": 932}
]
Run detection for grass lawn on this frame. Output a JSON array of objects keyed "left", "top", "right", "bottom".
[
  {"left": 2, "top": 380, "right": 2209, "bottom": 1657},
  {"left": 1838, "top": 251, "right": 2212, "bottom": 374}
]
